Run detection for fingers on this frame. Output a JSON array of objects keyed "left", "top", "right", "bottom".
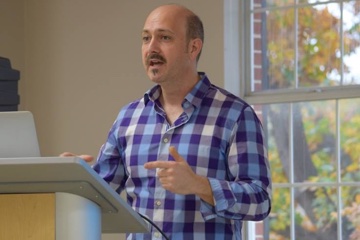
[
  {"left": 169, "top": 146, "right": 184, "bottom": 162},
  {"left": 144, "top": 146, "right": 183, "bottom": 169},
  {"left": 144, "top": 161, "right": 170, "bottom": 169},
  {"left": 79, "top": 154, "right": 94, "bottom": 162},
  {"left": 59, "top": 152, "right": 75, "bottom": 157},
  {"left": 59, "top": 152, "right": 94, "bottom": 163}
]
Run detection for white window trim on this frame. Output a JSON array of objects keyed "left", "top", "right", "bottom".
[
  {"left": 224, "top": 2, "right": 256, "bottom": 240},
  {"left": 224, "top": 0, "right": 242, "bottom": 98}
]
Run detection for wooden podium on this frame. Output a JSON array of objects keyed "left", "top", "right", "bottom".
[{"left": 0, "top": 157, "right": 149, "bottom": 240}]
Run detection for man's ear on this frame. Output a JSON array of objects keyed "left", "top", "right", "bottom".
[{"left": 189, "top": 38, "right": 202, "bottom": 60}]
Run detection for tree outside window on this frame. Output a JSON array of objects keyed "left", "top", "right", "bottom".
[{"left": 243, "top": 0, "right": 360, "bottom": 239}]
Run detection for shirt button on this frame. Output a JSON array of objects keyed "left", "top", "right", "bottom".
[
  {"left": 163, "top": 138, "right": 168, "bottom": 143},
  {"left": 155, "top": 200, "right": 161, "bottom": 207},
  {"left": 154, "top": 232, "right": 160, "bottom": 238}
]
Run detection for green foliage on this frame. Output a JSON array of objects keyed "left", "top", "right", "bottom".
[
  {"left": 266, "top": 2, "right": 359, "bottom": 89},
  {"left": 270, "top": 188, "right": 291, "bottom": 231},
  {"left": 312, "top": 187, "right": 338, "bottom": 228},
  {"left": 265, "top": 0, "right": 360, "bottom": 238}
]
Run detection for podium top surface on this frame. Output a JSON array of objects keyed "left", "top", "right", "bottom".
[{"left": 0, "top": 156, "right": 148, "bottom": 233}]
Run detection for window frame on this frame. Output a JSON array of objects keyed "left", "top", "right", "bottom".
[
  {"left": 225, "top": 0, "right": 360, "bottom": 106},
  {"left": 224, "top": 1, "right": 360, "bottom": 240}
]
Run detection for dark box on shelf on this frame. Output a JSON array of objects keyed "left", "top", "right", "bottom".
[{"left": 0, "top": 57, "right": 20, "bottom": 111}]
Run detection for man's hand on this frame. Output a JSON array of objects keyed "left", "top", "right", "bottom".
[
  {"left": 60, "top": 152, "right": 94, "bottom": 163},
  {"left": 144, "top": 146, "right": 214, "bottom": 205}
]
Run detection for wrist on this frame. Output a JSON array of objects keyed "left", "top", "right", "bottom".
[{"left": 193, "top": 175, "right": 214, "bottom": 206}]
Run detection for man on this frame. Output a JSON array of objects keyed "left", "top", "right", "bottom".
[{"left": 63, "top": 4, "right": 271, "bottom": 239}]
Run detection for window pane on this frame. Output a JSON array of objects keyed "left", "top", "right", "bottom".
[
  {"left": 298, "top": 3, "right": 341, "bottom": 88},
  {"left": 339, "top": 98, "right": 360, "bottom": 182},
  {"left": 294, "top": 187, "right": 338, "bottom": 239},
  {"left": 343, "top": 1, "right": 360, "bottom": 84},
  {"left": 262, "top": 101, "right": 337, "bottom": 184},
  {"left": 251, "top": 0, "right": 360, "bottom": 92},
  {"left": 299, "top": 101, "right": 337, "bottom": 183},
  {"left": 268, "top": 187, "right": 340, "bottom": 239},
  {"left": 269, "top": 188, "right": 291, "bottom": 240},
  {"left": 262, "top": 103, "right": 290, "bottom": 183},
  {"left": 342, "top": 186, "right": 360, "bottom": 240},
  {"left": 252, "top": 8, "right": 296, "bottom": 90}
]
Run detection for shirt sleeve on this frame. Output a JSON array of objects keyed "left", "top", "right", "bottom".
[
  {"left": 92, "top": 119, "right": 127, "bottom": 194},
  {"left": 200, "top": 106, "right": 272, "bottom": 221}
]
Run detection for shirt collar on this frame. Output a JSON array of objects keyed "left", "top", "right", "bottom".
[{"left": 144, "top": 72, "right": 210, "bottom": 109}]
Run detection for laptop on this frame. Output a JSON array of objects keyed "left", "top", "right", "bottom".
[{"left": 0, "top": 111, "right": 41, "bottom": 157}]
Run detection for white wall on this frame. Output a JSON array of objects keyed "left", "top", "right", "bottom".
[{"left": 1, "top": 1, "right": 224, "bottom": 239}]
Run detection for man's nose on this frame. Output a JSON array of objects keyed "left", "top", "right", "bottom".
[{"left": 147, "top": 38, "right": 160, "bottom": 53}]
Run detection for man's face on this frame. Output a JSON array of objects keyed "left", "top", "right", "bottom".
[{"left": 141, "top": 6, "right": 191, "bottom": 84}]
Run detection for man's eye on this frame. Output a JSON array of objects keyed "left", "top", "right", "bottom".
[
  {"left": 142, "top": 36, "right": 150, "bottom": 42},
  {"left": 162, "top": 36, "right": 171, "bottom": 40}
]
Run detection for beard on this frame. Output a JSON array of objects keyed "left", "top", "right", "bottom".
[{"left": 151, "top": 69, "right": 159, "bottom": 75}]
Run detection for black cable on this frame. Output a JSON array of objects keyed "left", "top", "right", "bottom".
[{"left": 138, "top": 212, "right": 170, "bottom": 240}]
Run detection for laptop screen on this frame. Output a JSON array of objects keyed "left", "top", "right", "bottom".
[{"left": 0, "top": 111, "right": 41, "bottom": 157}]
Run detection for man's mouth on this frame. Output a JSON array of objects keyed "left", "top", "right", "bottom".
[
  {"left": 149, "top": 59, "right": 164, "bottom": 66},
  {"left": 147, "top": 54, "right": 166, "bottom": 67}
]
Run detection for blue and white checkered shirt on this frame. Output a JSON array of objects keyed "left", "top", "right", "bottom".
[{"left": 93, "top": 73, "right": 272, "bottom": 240}]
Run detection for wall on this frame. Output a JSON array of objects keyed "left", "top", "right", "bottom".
[
  {"left": 1, "top": 1, "right": 223, "bottom": 239},
  {"left": 0, "top": 0, "right": 25, "bottom": 106},
  {"left": 24, "top": 0, "right": 224, "bottom": 159}
]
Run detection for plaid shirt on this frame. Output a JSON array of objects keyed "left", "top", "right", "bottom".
[{"left": 93, "top": 73, "right": 272, "bottom": 240}]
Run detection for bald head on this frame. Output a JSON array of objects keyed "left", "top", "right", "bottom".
[{"left": 145, "top": 4, "right": 204, "bottom": 62}]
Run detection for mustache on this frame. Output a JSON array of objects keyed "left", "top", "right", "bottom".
[{"left": 146, "top": 53, "right": 166, "bottom": 65}]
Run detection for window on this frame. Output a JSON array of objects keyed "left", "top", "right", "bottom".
[{"left": 224, "top": 1, "right": 360, "bottom": 239}]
